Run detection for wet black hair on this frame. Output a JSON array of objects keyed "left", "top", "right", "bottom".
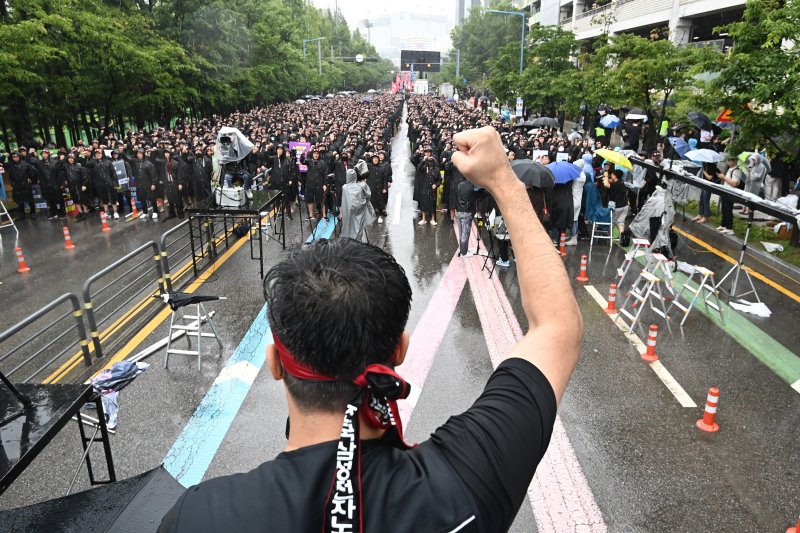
[{"left": 263, "top": 239, "right": 412, "bottom": 412}]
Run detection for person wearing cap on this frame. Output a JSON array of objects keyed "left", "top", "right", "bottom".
[
  {"left": 39, "top": 148, "right": 66, "bottom": 219},
  {"left": 304, "top": 146, "right": 328, "bottom": 220},
  {"left": 7, "top": 151, "right": 37, "bottom": 219},
  {"left": 366, "top": 153, "right": 387, "bottom": 223},
  {"left": 86, "top": 149, "right": 120, "bottom": 219},
  {"left": 64, "top": 153, "right": 89, "bottom": 220},
  {"left": 415, "top": 145, "right": 441, "bottom": 225},
  {"left": 159, "top": 126, "right": 581, "bottom": 533},
  {"left": 133, "top": 149, "right": 159, "bottom": 220},
  {"left": 715, "top": 156, "right": 742, "bottom": 234}
]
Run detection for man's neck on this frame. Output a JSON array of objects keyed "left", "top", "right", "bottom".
[{"left": 284, "top": 402, "right": 385, "bottom": 451}]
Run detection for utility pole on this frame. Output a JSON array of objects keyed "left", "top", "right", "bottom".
[
  {"left": 317, "top": 39, "right": 322, "bottom": 75},
  {"left": 456, "top": 49, "right": 461, "bottom": 79}
]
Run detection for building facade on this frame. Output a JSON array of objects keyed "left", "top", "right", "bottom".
[{"left": 514, "top": 0, "right": 744, "bottom": 49}]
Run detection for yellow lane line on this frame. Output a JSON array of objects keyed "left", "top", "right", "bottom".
[
  {"left": 90, "top": 229, "right": 256, "bottom": 373},
  {"left": 44, "top": 222, "right": 241, "bottom": 384},
  {"left": 673, "top": 226, "right": 800, "bottom": 304}
]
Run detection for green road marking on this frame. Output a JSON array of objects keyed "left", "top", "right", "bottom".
[{"left": 632, "top": 254, "right": 800, "bottom": 385}]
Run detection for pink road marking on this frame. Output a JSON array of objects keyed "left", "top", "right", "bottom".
[
  {"left": 397, "top": 252, "right": 468, "bottom": 428},
  {"left": 458, "top": 222, "right": 607, "bottom": 532}
]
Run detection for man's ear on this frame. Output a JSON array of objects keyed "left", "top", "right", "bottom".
[
  {"left": 266, "top": 344, "right": 284, "bottom": 381},
  {"left": 393, "top": 331, "right": 410, "bottom": 367}
]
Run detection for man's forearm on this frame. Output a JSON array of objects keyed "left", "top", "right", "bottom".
[{"left": 489, "top": 170, "right": 581, "bottom": 331}]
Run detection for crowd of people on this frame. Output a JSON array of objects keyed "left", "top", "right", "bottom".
[
  {"left": 3, "top": 92, "right": 797, "bottom": 257},
  {"left": 405, "top": 94, "right": 799, "bottom": 266},
  {"left": 0, "top": 94, "right": 404, "bottom": 227}
]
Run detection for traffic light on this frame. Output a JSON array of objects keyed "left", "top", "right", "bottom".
[{"left": 400, "top": 50, "right": 440, "bottom": 72}]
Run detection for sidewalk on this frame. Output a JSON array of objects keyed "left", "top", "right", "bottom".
[{"left": 672, "top": 212, "right": 800, "bottom": 292}]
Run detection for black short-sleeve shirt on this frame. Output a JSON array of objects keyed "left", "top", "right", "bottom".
[{"left": 159, "top": 358, "right": 557, "bottom": 533}]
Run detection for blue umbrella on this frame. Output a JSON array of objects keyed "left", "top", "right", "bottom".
[
  {"left": 445, "top": 97, "right": 455, "bottom": 103},
  {"left": 600, "top": 114, "right": 621, "bottom": 128},
  {"left": 668, "top": 136, "right": 690, "bottom": 158},
  {"left": 546, "top": 162, "right": 581, "bottom": 184}
]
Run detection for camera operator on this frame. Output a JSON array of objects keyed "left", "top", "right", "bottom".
[{"left": 159, "top": 127, "right": 583, "bottom": 533}]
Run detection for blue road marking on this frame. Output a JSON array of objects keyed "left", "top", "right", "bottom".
[
  {"left": 163, "top": 304, "right": 272, "bottom": 488},
  {"left": 306, "top": 214, "right": 337, "bottom": 243}
]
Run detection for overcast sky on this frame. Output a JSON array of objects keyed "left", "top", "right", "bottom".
[{"left": 310, "top": 0, "right": 454, "bottom": 33}]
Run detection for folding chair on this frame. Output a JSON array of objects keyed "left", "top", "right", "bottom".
[{"left": 590, "top": 207, "right": 614, "bottom": 250}]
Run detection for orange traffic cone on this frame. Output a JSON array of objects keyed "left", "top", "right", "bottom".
[
  {"left": 696, "top": 387, "right": 720, "bottom": 433},
  {"left": 62, "top": 226, "right": 76, "bottom": 250},
  {"left": 787, "top": 515, "right": 799, "bottom": 533},
  {"left": 605, "top": 284, "right": 619, "bottom": 314},
  {"left": 130, "top": 199, "right": 139, "bottom": 218},
  {"left": 15, "top": 247, "right": 31, "bottom": 273},
  {"left": 576, "top": 255, "right": 589, "bottom": 282},
  {"left": 559, "top": 233, "right": 567, "bottom": 257},
  {"left": 100, "top": 211, "right": 111, "bottom": 232},
  {"left": 641, "top": 324, "right": 659, "bottom": 362}
]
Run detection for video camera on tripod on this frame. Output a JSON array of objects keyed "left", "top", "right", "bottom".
[{"left": 214, "top": 127, "right": 254, "bottom": 207}]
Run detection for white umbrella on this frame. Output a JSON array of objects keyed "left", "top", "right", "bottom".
[
  {"left": 294, "top": 99, "right": 306, "bottom": 104},
  {"left": 684, "top": 149, "right": 725, "bottom": 163},
  {"left": 367, "top": 89, "right": 377, "bottom": 93},
  {"left": 625, "top": 113, "right": 648, "bottom": 121}
]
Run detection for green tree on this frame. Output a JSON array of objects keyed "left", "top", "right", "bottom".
[
  {"left": 703, "top": 0, "right": 800, "bottom": 157},
  {"left": 514, "top": 25, "right": 581, "bottom": 116},
  {"left": 450, "top": 1, "right": 520, "bottom": 87}
]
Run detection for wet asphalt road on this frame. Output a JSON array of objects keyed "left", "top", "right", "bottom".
[{"left": 1, "top": 110, "right": 799, "bottom": 532}]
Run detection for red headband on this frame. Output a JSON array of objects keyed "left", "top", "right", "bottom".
[{"left": 272, "top": 334, "right": 413, "bottom": 533}]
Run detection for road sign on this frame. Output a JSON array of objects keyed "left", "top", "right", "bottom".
[
  {"left": 716, "top": 108, "right": 734, "bottom": 123},
  {"left": 355, "top": 54, "right": 364, "bottom": 64},
  {"left": 515, "top": 97, "right": 524, "bottom": 117}
]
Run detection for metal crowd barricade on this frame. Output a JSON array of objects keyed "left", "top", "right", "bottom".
[
  {"left": 159, "top": 219, "right": 193, "bottom": 292},
  {"left": 82, "top": 241, "right": 166, "bottom": 358},
  {"left": 0, "top": 293, "right": 92, "bottom": 383}
]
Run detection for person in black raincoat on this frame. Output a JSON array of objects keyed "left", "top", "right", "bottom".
[
  {"left": 111, "top": 150, "right": 132, "bottom": 216},
  {"left": 366, "top": 153, "right": 387, "bottom": 223},
  {"left": 189, "top": 146, "right": 213, "bottom": 203},
  {"left": 132, "top": 149, "right": 158, "bottom": 219},
  {"left": 268, "top": 144, "right": 295, "bottom": 219},
  {"left": 86, "top": 149, "right": 120, "bottom": 218},
  {"left": 159, "top": 149, "right": 185, "bottom": 220},
  {"left": 39, "top": 149, "right": 65, "bottom": 219},
  {"left": 7, "top": 152, "right": 36, "bottom": 219},
  {"left": 549, "top": 182, "right": 574, "bottom": 243},
  {"left": 415, "top": 145, "right": 441, "bottom": 225},
  {"left": 378, "top": 150, "right": 392, "bottom": 217},
  {"left": 64, "top": 153, "right": 89, "bottom": 220},
  {"left": 303, "top": 147, "right": 329, "bottom": 220}
]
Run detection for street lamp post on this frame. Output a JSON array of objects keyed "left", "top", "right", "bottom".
[
  {"left": 485, "top": 9, "right": 526, "bottom": 76},
  {"left": 303, "top": 37, "right": 324, "bottom": 75}
]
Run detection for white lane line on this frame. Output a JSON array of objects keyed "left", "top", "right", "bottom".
[
  {"left": 584, "top": 284, "right": 697, "bottom": 408},
  {"left": 791, "top": 379, "right": 800, "bottom": 394},
  {"left": 392, "top": 193, "right": 402, "bottom": 226}
]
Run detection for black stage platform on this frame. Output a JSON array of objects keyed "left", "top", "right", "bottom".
[
  {"left": 1, "top": 383, "right": 115, "bottom": 497},
  {"left": 0, "top": 466, "right": 183, "bottom": 533}
]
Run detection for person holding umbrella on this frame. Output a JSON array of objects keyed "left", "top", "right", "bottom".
[{"left": 546, "top": 162, "right": 579, "bottom": 243}]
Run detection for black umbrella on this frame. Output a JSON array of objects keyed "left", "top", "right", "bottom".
[
  {"left": 530, "top": 117, "right": 560, "bottom": 128},
  {"left": 687, "top": 111, "right": 714, "bottom": 131},
  {"left": 656, "top": 99, "right": 675, "bottom": 107},
  {"left": 512, "top": 119, "right": 537, "bottom": 129},
  {"left": 511, "top": 159, "right": 555, "bottom": 189}
]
